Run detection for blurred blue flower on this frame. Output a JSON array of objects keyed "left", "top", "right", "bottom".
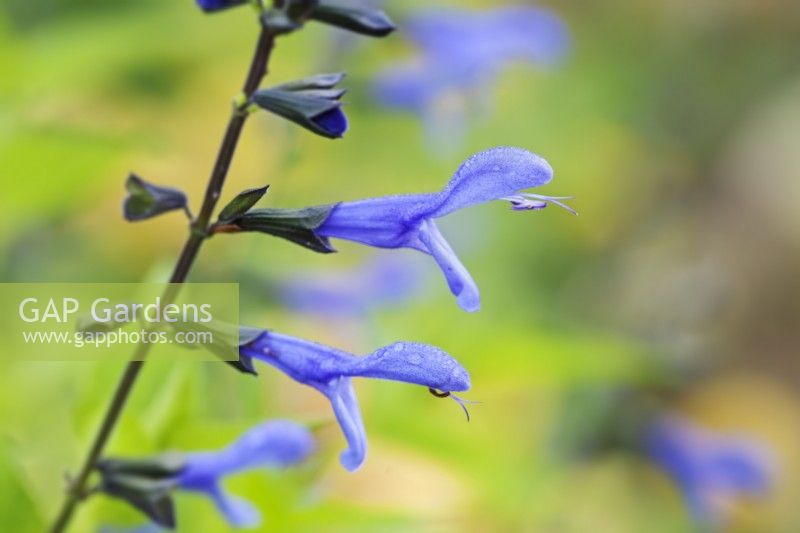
[
  {"left": 240, "top": 331, "right": 471, "bottom": 471},
  {"left": 316, "top": 147, "right": 574, "bottom": 312},
  {"left": 195, "top": 0, "right": 247, "bottom": 13},
  {"left": 279, "top": 255, "right": 425, "bottom": 315},
  {"left": 177, "top": 420, "right": 315, "bottom": 527},
  {"left": 645, "top": 416, "right": 773, "bottom": 526},
  {"left": 373, "top": 6, "right": 570, "bottom": 148}
]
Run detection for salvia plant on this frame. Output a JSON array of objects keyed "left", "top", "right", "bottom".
[{"left": 49, "top": 1, "right": 573, "bottom": 531}]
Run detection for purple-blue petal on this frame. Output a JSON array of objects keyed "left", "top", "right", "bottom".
[
  {"left": 243, "top": 331, "right": 469, "bottom": 393},
  {"left": 195, "top": 0, "right": 248, "bottom": 13},
  {"left": 313, "top": 107, "right": 348, "bottom": 138},
  {"left": 372, "top": 63, "right": 447, "bottom": 114},
  {"left": 176, "top": 419, "right": 314, "bottom": 526},
  {"left": 349, "top": 340, "right": 471, "bottom": 392},
  {"left": 417, "top": 219, "right": 479, "bottom": 312},
  {"left": 216, "top": 419, "right": 316, "bottom": 473},
  {"left": 243, "top": 331, "right": 356, "bottom": 385},
  {"left": 279, "top": 255, "right": 425, "bottom": 316},
  {"left": 206, "top": 483, "right": 261, "bottom": 528},
  {"left": 179, "top": 420, "right": 314, "bottom": 485},
  {"left": 425, "top": 147, "right": 554, "bottom": 219},
  {"left": 406, "top": 6, "right": 570, "bottom": 72},
  {"left": 326, "top": 377, "right": 367, "bottom": 471},
  {"left": 318, "top": 148, "right": 553, "bottom": 237},
  {"left": 317, "top": 193, "right": 435, "bottom": 249},
  {"left": 645, "top": 416, "right": 773, "bottom": 525}
]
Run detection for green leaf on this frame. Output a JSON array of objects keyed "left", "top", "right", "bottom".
[
  {"left": 217, "top": 185, "right": 269, "bottom": 223},
  {"left": 123, "top": 174, "right": 188, "bottom": 222},
  {"left": 232, "top": 205, "right": 337, "bottom": 253},
  {"left": 310, "top": 0, "right": 395, "bottom": 37}
]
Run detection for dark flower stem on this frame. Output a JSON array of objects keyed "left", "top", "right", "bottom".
[{"left": 49, "top": 24, "right": 276, "bottom": 533}]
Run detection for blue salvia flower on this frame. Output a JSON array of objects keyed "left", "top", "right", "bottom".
[
  {"left": 177, "top": 420, "right": 315, "bottom": 527},
  {"left": 240, "top": 331, "right": 471, "bottom": 472},
  {"left": 645, "top": 416, "right": 773, "bottom": 526},
  {"left": 315, "top": 147, "right": 574, "bottom": 312},
  {"left": 373, "top": 6, "right": 569, "bottom": 148},
  {"left": 279, "top": 255, "right": 425, "bottom": 316},
  {"left": 195, "top": 0, "right": 248, "bottom": 13}
]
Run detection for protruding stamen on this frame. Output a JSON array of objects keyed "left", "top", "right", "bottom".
[
  {"left": 502, "top": 195, "right": 547, "bottom": 211},
  {"left": 502, "top": 193, "right": 577, "bottom": 215},
  {"left": 429, "top": 388, "right": 479, "bottom": 422},
  {"left": 453, "top": 394, "right": 480, "bottom": 422}
]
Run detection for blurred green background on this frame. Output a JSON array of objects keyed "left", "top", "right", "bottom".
[{"left": 2, "top": 0, "right": 800, "bottom": 531}]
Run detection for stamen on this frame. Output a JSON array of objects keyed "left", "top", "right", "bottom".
[
  {"left": 502, "top": 194, "right": 577, "bottom": 215},
  {"left": 428, "top": 388, "right": 479, "bottom": 422},
  {"left": 501, "top": 195, "right": 547, "bottom": 211}
]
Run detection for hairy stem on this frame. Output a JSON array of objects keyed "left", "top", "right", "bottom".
[{"left": 49, "top": 24, "right": 276, "bottom": 533}]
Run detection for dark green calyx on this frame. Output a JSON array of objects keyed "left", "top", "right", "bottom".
[
  {"left": 123, "top": 174, "right": 188, "bottom": 222},
  {"left": 231, "top": 205, "right": 337, "bottom": 253}
]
